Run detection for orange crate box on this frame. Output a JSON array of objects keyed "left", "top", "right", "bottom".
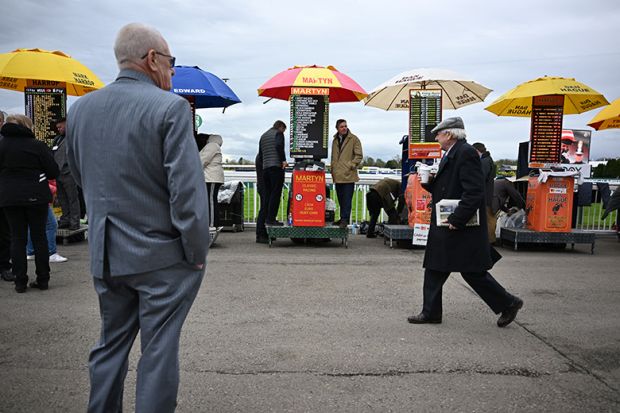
[{"left": 526, "top": 176, "right": 574, "bottom": 232}]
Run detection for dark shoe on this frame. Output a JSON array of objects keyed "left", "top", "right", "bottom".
[
  {"left": 266, "top": 220, "right": 284, "bottom": 227},
  {"left": 332, "top": 219, "right": 341, "bottom": 226},
  {"left": 256, "top": 237, "right": 269, "bottom": 244},
  {"left": 1, "top": 269, "right": 15, "bottom": 282},
  {"left": 69, "top": 224, "right": 80, "bottom": 231},
  {"left": 338, "top": 220, "right": 348, "bottom": 229},
  {"left": 407, "top": 313, "right": 442, "bottom": 324},
  {"left": 29, "top": 281, "right": 49, "bottom": 290},
  {"left": 15, "top": 284, "right": 27, "bottom": 293},
  {"left": 366, "top": 233, "right": 377, "bottom": 238},
  {"left": 497, "top": 297, "right": 523, "bottom": 327}
]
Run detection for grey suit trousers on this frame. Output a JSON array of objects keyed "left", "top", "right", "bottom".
[{"left": 87, "top": 262, "right": 204, "bottom": 413}]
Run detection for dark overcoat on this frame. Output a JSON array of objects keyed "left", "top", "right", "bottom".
[{"left": 422, "top": 139, "right": 499, "bottom": 272}]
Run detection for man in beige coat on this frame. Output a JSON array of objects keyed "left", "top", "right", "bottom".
[{"left": 331, "top": 119, "right": 363, "bottom": 229}]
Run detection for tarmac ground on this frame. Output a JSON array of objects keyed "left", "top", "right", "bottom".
[{"left": 0, "top": 230, "right": 619, "bottom": 412}]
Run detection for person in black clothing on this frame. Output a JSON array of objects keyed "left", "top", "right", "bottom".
[
  {"left": 0, "top": 115, "right": 59, "bottom": 292},
  {"left": 255, "top": 151, "right": 269, "bottom": 243},
  {"left": 52, "top": 118, "right": 81, "bottom": 230},
  {"left": 472, "top": 142, "right": 497, "bottom": 243},
  {"left": 259, "top": 120, "right": 287, "bottom": 226},
  {"left": 0, "top": 111, "right": 15, "bottom": 282},
  {"left": 407, "top": 117, "right": 522, "bottom": 327}
]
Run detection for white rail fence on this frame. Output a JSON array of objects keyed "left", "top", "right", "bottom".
[{"left": 225, "top": 172, "right": 618, "bottom": 232}]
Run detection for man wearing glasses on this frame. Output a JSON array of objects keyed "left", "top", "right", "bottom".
[{"left": 67, "top": 23, "right": 209, "bottom": 413}]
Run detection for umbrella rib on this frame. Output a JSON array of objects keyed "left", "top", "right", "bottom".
[
  {"left": 386, "top": 83, "right": 408, "bottom": 111},
  {"left": 364, "top": 87, "right": 385, "bottom": 105},
  {"left": 454, "top": 80, "right": 484, "bottom": 101},
  {"left": 439, "top": 82, "right": 457, "bottom": 109}
]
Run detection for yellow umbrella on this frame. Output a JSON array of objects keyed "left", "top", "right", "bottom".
[
  {"left": 587, "top": 98, "right": 620, "bottom": 130},
  {"left": 485, "top": 76, "right": 608, "bottom": 117},
  {"left": 0, "top": 48, "right": 104, "bottom": 96}
]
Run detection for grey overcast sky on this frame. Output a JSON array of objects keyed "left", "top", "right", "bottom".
[{"left": 1, "top": 0, "right": 619, "bottom": 162}]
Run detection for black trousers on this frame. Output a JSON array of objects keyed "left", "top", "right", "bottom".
[
  {"left": 422, "top": 268, "right": 513, "bottom": 318},
  {"left": 0, "top": 207, "right": 11, "bottom": 271},
  {"left": 57, "top": 173, "right": 81, "bottom": 227},
  {"left": 256, "top": 189, "right": 268, "bottom": 238},
  {"left": 206, "top": 182, "right": 222, "bottom": 227},
  {"left": 3, "top": 204, "right": 50, "bottom": 287},
  {"left": 366, "top": 190, "right": 399, "bottom": 234},
  {"left": 263, "top": 167, "right": 284, "bottom": 223}
]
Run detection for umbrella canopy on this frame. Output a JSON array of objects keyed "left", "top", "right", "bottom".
[
  {"left": 171, "top": 65, "right": 241, "bottom": 108},
  {"left": 587, "top": 97, "right": 620, "bottom": 130},
  {"left": 257, "top": 65, "right": 367, "bottom": 102},
  {"left": 485, "top": 76, "right": 608, "bottom": 117},
  {"left": 0, "top": 48, "right": 104, "bottom": 96},
  {"left": 363, "top": 68, "right": 492, "bottom": 111}
]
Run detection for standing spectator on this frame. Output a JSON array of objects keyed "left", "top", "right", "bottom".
[
  {"left": 259, "top": 120, "right": 287, "bottom": 226},
  {"left": 472, "top": 142, "right": 497, "bottom": 242},
  {"left": 331, "top": 119, "right": 363, "bottom": 229},
  {"left": 0, "top": 110, "right": 15, "bottom": 282},
  {"left": 26, "top": 179, "right": 68, "bottom": 263},
  {"left": 66, "top": 23, "right": 209, "bottom": 413},
  {"left": 407, "top": 117, "right": 522, "bottom": 327},
  {"left": 0, "top": 114, "right": 59, "bottom": 293},
  {"left": 366, "top": 178, "right": 401, "bottom": 238},
  {"left": 255, "top": 151, "right": 269, "bottom": 243},
  {"left": 198, "top": 134, "right": 224, "bottom": 228},
  {"left": 53, "top": 118, "right": 81, "bottom": 230}
]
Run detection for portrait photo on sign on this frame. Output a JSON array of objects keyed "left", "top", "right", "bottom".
[{"left": 560, "top": 129, "right": 591, "bottom": 165}]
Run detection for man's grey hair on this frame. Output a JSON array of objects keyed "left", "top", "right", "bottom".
[
  {"left": 443, "top": 128, "right": 467, "bottom": 140},
  {"left": 114, "top": 23, "right": 166, "bottom": 69}
]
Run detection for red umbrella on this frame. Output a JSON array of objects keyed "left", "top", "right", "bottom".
[{"left": 257, "top": 65, "right": 367, "bottom": 102}]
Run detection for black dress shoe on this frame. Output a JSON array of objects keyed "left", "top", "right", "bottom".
[
  {"left": 15, "top": 284, "right": 27, "bottom": 293},
  {"left": 366, "top": 233, "right": 377, "bottom": 238},
  {"left": 266, "top": 220, "right": 284, "bottom": 227},
  {"left": 338, "top": 221, "right": 348, "bottom": 229},
  {"left": 1, "top": 269, "right": 15, "bottom": 282},
  {"left": 29, "top": 281, "right": 49, "bottom": 290},
  {"left": 407, "top": 313, "right": 442, "bottom": 324},
  {"left": 497, "top": 297, "right": 523, "bottom": 327},
  {"left": 256, "top": 237, "right": 269, "bottom": 244},
  {"left": 332, "top": 219, "right": 341, "bottom": 226}
]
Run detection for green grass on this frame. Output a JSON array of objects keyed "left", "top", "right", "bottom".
[
  {"left": 242, "top": 184, "right": 370, "bottom": 222},
  {"left": 576, "top": 202, "right": 618, "bottom": 228}
]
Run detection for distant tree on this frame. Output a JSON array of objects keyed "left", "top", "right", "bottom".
[
  {"left": 385, "top": 159, "right": 399, "bottom": 169},
  {"left": 375, "top": 158, "right": 386, "bottom": 168},
  {"left": 363, "top": 156, "right": 375, "bottom": 166},
  {"left": 593, "top": 158, "right": 620, "bottom": 178}
]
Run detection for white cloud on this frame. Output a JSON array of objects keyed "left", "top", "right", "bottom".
[{"left": 2, "top": 0, "right": 619, "bottom": 162}]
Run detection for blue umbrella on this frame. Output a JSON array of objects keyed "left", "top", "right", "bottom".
[{"left": 171, "top": 65, "right": 241, "bottom": 108}]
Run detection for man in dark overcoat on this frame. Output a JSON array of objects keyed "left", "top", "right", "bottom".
[{"left": 407, "top": 117, "right": 523, "bottom": 327}]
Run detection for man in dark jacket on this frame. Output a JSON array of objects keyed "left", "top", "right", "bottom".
[
  {"left": 0, "top": 111, "right": 15, "bottom": 281},
  {"left": 472, "top": 142, "right": 497, "bottom": 242},
  {"left": 259, "top": 120, "right": 287, "bottom": 226},
  {"left": 52, "top": 118, "right": 81, "bottom": 230},
  {"left": 366, "top": 178, "right": 401, "bottom": 238},
  {"left": 407, "top": 117, "right": 523, "bottom": 327},
  {"left": 0, "top": 115, "right": 60, "bottom": 292},
  {"left": 492, "top": 178, "right": 525, "bottom": 215}
]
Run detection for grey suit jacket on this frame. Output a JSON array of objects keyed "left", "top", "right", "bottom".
[{"left": 66, "top": 69, "right": 209, "bottom": 277}]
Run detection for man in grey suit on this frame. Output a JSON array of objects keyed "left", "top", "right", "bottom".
[{"left": 66, "top": 23, "right": 210, "bottom": 413}]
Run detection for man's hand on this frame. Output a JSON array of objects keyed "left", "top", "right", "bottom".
[
  {"left": 442, "top": 219, "right": 457, "bottom": 230},
  {"left": 194, "top": 263, "right": 204, "bottom": 270},
  {"left": 282, "top": 161, "right": 288, "bottom": 169}
]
